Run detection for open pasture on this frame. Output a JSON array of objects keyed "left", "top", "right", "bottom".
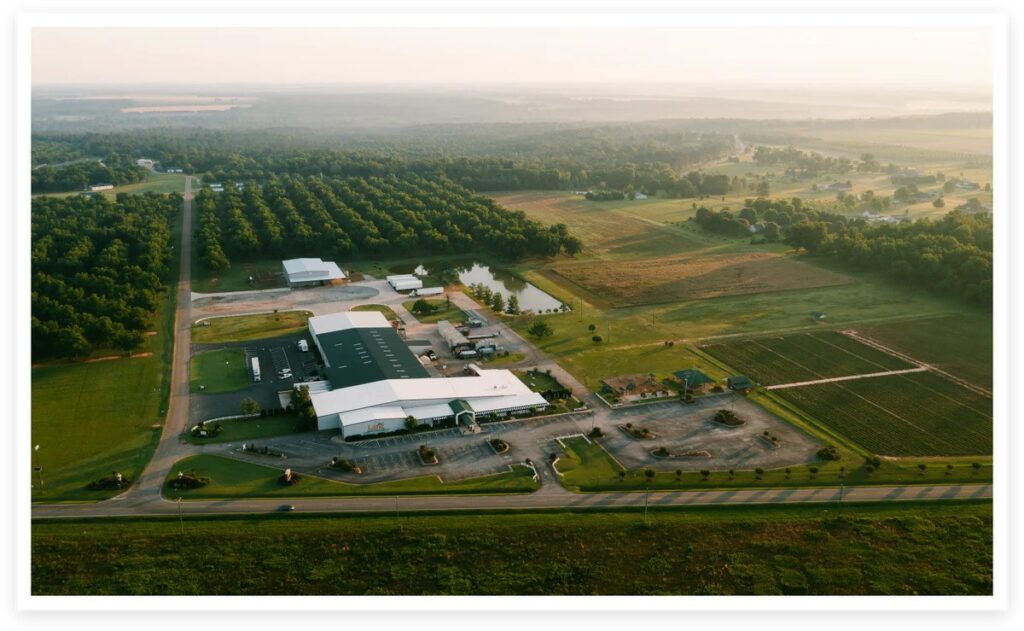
[
  {"left": 491, "top": 191, "right": 707, "bottom": 259},
  {"left": 701, "top": 332, "right": 915, "bottom": 386},
  {"left": 774, "top": 371, "right": 992, "bottom": 457},
  {"left": 550, "top": 252, "right": 854, "bottom": 308}
]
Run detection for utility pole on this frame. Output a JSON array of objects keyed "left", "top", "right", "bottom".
[
  {"left": 395, "top": 495, "right": 399, "bottom": 518},
  {"left": 644, "top": 486, "right": 650, "bottom": 525},
  {"left": 177, "top": 497, "right": 184, "bottom": 535}
]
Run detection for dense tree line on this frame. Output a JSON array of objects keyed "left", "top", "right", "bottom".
[
  {"left": 785, "top": 210, "right": 991, "bottom": 306},
  {"left": 693, "top": 197, "right": 837, "bottom": 239},
  {"left": 31, "top": 151, "right": 149, "bottom": 193},
  {"left": 31, "top": 127, "right": 734, "bottom": 195},
  {"left": 195, "top": 173, "right": 581, "bottom": 272},
  {"left": 32, "top": 193, "right": 179, "bottom": 360}
]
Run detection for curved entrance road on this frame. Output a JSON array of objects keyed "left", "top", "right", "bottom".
[{"left": 30, "top": 175, "right": 992, "bottom": 521}]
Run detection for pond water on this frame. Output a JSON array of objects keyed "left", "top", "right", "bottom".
[{"left": 390, "top": 260, "right": 565, "bottom": 313}]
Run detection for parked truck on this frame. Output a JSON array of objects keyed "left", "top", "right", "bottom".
[
  {"left": 411, "top": 286, "right": 444, "bottom": 297},
  {"left": 251, "top": 357, "right": 261, "bottom": 383}
]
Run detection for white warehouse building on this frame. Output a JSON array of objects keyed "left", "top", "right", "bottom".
[
  {"left": 282, "top": 258, "right": 347, "bottom": 287},
  {"left": 302, "top": 311, "right": 548, "bottom": 437}
]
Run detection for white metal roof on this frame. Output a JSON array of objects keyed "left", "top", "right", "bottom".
[
  {"left": 311, "top": 369, "right": 548, "bottom": 427},
  {"left": 308, "top": 311, "right": 390, "bottom": 336},
  {"left": 282, "top": 258, "right": 346, "bottom": 282}
]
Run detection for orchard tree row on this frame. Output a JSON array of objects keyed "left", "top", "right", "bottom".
[
  {"left": 32, "top": 193, "right": 179, "bottom": 359},
  {"left": 195, "top": 173, "right": 582, "bottom": 272}
]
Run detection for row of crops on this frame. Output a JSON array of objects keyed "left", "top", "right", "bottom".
[
  {"left": 701, "top": 332, "right": 914, "bottom": 386},
  {"left": 774, "top": 372, "right": 992, "bottom": 457},
  {"left": 703, "top": 331, "right": 992, "bottom": 457}
]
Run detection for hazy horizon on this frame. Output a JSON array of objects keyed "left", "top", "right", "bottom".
[{"left": 33, "top": 27, "right": 992, "bottom": 91}]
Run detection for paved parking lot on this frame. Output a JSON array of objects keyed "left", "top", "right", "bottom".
[
  {"left": 189, "top": 333, "right": 318, "bottom": 423},
  {"left": 597, "top": 394, "right": 822, "bottom": 471}
]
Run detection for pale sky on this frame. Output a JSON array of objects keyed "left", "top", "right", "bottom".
[{"left": 32, "top": 27, "right": 992, "bottom": 89}]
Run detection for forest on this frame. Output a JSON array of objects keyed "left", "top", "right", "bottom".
[
  {"left": 31, "top": 193, "right": 178, "bottom": 360},
  {"left": 31, "top": 150, "right": 150, "bottom": 193},
  {"left": 30, "top": 125, "right": 734, "bottom": 195},
  {"left": 194, "top": 173, "right": 582, "bottom": 272}
]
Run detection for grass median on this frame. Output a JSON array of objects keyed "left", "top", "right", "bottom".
[{"left": 165, "top": 454, "right": 539, "bottom": 498}]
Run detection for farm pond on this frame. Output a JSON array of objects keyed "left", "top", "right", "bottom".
[{"left": 392, "top": 260, "right": 565, "bottom": 313}]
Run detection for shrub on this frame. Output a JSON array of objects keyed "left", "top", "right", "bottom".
[
  {"left": 592, "top": 335, "right": 603, "bottom": 343},
  {"left": 755, "top": 468, "right": 764, "bottom": 479},
  {"left": 816, "top": 445, "right": 841, "bottom": 461},
  {"left": 700, "top": 469, "right": 710, "bottom": 480},
  {"left": 654, "top": 446, "right": 670, "bottom": 457},
  {"left": 644, "top": 468, "right": 655, "bottom": 480}
]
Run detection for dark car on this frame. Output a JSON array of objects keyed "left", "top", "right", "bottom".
[{"left": 277, "top": 504, "right": 296, "bottom": 512}]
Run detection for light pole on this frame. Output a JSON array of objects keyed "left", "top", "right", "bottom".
[
  {"left": 643, "top": 486, "right": 650, "bottom": 525},
  {"left": 177, "top": 497, "right": 184, "bottom": 534},
  {"left": 33, "top": 445, "right": 44, "bottom": 491}
]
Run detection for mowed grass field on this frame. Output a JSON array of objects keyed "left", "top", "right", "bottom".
[
  {"left": 774, "top": 372, "right": 992, "bottom": 457},
  {"left": 191, "top": 310, "right": 312, "bottom": 344},
  {"left": 700, "top": 331, "right": 915, "bottom": 386},
  {"left": 167, "top": 454, "right": 538, "bottom": 499},
  {"left": 552, "top": 251, "right": 854, "bottom": 308},
  {"left": 191, "top": 257, "right": 285, "bottom": 293},
  {"left": 31, "top": 357, "right": 166, "bottom": 502},
  {"left": 32, "top": 502, "right": 992, "bottom": 595},
  {"left": 189, "top": 348, "right": 249, "bottom": 394}
]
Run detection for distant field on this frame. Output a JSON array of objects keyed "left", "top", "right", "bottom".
[
  {"left": 551, "top": 252, "right": 854, "bottom": 308},
  {"left": 774, "top": 372, "right": 992, "bottom": 457},
  {"left": 189, "top": 348, "right": 248, "bottom": 394},
  {"left": 167, "top": 454, "right": 538, "bottom": 498},
  {"left": 191, "top": 311, "right": 311, "bottom": 344},
  {"left": 853, "top": 315, "right": 992, "bottom": 390},
  {"left": 701, "top": 331, "right": 914, "bottom": 386},
  {"left": 491, "top": 191, "right": 708, "bottom": 259},
  {"left": 32, "top": 502, "right": 992, "bottom": 595}
]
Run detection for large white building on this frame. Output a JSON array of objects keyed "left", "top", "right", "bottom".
[
  {"left": 302, "top": 311, "right": 548, "bottom": 437},
  {"left": 282, "top": 258, "right": 347, "bottom": 287}
]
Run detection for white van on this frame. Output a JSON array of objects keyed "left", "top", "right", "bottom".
[{"left": 297, "top": 339, "right": 309, "bottom": 352}]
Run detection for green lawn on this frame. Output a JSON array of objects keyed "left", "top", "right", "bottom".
[
  {"left": 351, "top": 303, "right": 399, "bottom": 321},
  {"left": 191, "top": 311, "right": 312, "bottom": 344},
  {"left": 192, "top": 258, "right": 285, "bottom": 294},
  {"left": 514, "top": 369, "right": 564, "bottom": 393},
  {"left": 402, "top": 299, "right": 465, "bottom": 324},
  {"left": 166, "top": 454, "right": 539, "bottom": 498},
  {"left": 185, "top": 415, "right": 310, "bottom": 444},
  {"left": 30, "top": 204, "right": 182, "bottom": 503},
  {"left": 189, "top": 348, "right": 249, "bottom": 394},
  {"left": 31, "top": 172, "right": 187, "bottom": 199},
  {"left": 32, "top": 501, "right": 993, "bottom": 595}
]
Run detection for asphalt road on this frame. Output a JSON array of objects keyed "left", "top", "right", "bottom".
[{"left": 29, "top": 174, "right": 993, "bottom": 521}]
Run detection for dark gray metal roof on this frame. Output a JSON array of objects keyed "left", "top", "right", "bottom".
[{"left": 319, "top": 326, "right": 429, "bottom": 389}]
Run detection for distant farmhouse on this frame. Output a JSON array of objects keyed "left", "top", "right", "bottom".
[{"left": 601, "top": 374, "right": 671, "bottom": 402}]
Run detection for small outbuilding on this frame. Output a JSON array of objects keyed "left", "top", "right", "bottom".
[
  {"left": 672, "top": 369, "right": 715, "bottom": 394},
  {"left": 727, "top": 375, "right": 754, "bottom": 391}
]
